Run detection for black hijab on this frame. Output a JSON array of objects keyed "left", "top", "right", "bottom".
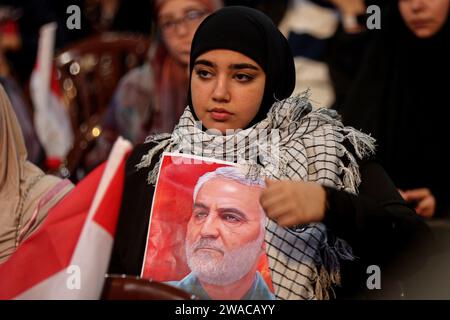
[
  {"left": 341, "top": 3, "right": 450, "bottom": 216},
  {"left": 187, "top": 6, "right": 296, "bottom": 126}
]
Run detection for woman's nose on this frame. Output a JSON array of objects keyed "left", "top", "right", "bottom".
[
  {"left": 212, "top": 77, "right": 231, "bottom": 102},
  {"left": 410, "top": 0, "right": 426, "bottom": 12},
  {"left": 174, "top": 22, "right": 189, "bottom": 36}
]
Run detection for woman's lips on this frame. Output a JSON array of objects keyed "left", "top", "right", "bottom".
[
  {"left": 209, "top": 108, "right": 233, "bottom": 121},
  {"left": 410, "top": 19, "right": 431, "bottom": 30}
]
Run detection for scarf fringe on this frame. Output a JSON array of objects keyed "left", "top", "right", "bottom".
[
  {"left": 342, "top": 127, "right": 376, "bottom": 160},
  {"left": 314, "top": 236, "right": 355, "bottom": 300},
  {"left": 338, "top": 128, "right": 376, "bottom": 194},
  {"left": 137, "top": 133, "right": 172, "bottom": 184}
]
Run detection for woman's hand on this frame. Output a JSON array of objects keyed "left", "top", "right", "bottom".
[
  {"left": 260, "top": 179, "right": 327, "bottom": 227},
  {"left": 398, "top": 188, "right": 436, "bottom": 218}
]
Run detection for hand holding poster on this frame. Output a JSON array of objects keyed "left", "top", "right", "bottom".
[{"left": 141, "top": 153, "right": 275, "bottom": 300}]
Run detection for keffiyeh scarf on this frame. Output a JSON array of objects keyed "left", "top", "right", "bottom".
[{"left": 137, "top": 92, "right": 375, "bottom": 299}]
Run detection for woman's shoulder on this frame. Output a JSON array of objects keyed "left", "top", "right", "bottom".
[
  {"left": 274, "top": 94, "right": 345, "bottom": 129},
  {"left": 279, "top": 95, "right": 376, "bottom": 157}
]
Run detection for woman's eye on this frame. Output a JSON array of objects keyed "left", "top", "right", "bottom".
[
  {"left": 235, "top": 74, "right": 253, "bottom": 82},
  {"left": 195, "top": 69, "right": 212, "bottom": 79},
  {"left": 160, "top": 21, "right": 174, "bottom": 30}
]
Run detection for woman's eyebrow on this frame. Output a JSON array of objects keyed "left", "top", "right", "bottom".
[
  {"left": 194, "top": 60, "right": 260, "bottom": 71},
  {"left": 194, "top": 60, "right": 215, "bottom": 68},
  {"left": 229, "top": 63, "right": 260, "bottom": 71}
]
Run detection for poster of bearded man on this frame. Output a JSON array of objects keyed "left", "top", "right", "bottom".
[{"left": 141, "top": 153, "right": 275, "bottom": 300}]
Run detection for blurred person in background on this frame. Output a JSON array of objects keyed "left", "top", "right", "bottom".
[
  {"left": 340, "top": 0, "right": 450, "bottom": 219},
  {"left": 325, "top": 0, "right": 391, "bottom": 109},
  {"left": 0, "top": 5, "right": 43, "bottom": 165},
  {"left": 278, "top": 0, "right": 339, "bottom": 107},
  {"left": 0, "top": 77, "right": 42, "bottom": 165},
  {"left": 0, "top": 85, "right": 73, "bottom": 264}
]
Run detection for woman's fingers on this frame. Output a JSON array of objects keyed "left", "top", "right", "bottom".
[
  {"left": 401, "top": 188, "right": 436, "bottom": 218},
  {"left": 261, "top": 180, "right": 326, "bottom": 226},
  {"left": 404, "top": 188, "right": 431, "bottom": 201},
  {"left": 397, "top": 189, "right": 407, "bottom": 201},
  {"left": 263, "top": 179, "right": 286, "bottom": 193},
  {"left": 261, "top": 197, "right": 292, "bottom": 219},
  {"left": 260, "top": 191, "right": 286, "bottom": 211},
  {"left": 416, "top": 195, "right": 436, "bottom": 218}
]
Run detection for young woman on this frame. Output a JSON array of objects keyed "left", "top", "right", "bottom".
[{"left": 109, "top": 6, "right": 432, "bottom": 300}]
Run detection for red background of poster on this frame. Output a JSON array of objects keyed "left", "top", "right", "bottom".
[{"left": 141, "top": 154, "right": 274, "bottom": 292}]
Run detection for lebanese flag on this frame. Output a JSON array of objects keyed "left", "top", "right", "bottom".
[
  {"left": 0, "top": 137, "right": 132, "bottom": 299},
  {"left": 29, "top": 22, "right": 74, "bottom": 170}
]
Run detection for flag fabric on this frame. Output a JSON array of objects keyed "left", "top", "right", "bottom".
[
  {"left": 29, "top": 22, "right": 74, "bottom": 169},
  {"left": 0, "top": 137, "right": 132, "bottom": 299}
]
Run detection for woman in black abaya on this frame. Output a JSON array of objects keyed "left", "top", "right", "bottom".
[{"left": 342, "top": 0, "right": 450, "bottom": 218}]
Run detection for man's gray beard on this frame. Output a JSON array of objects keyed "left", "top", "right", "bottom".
[{"left": 185, "top": 235, "right": 264, "bottom": 286}]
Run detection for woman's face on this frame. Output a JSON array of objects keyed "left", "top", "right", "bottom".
[
  {"left": 158, "top": 0, "right": 209, "bottom": 65},
  {"left": 191, "top": 49, "right": 266, "bottom": 134},
  {"left": 399, "top": 0, "right": 450, "bottom": 38}
]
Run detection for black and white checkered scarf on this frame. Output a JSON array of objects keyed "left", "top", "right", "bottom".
[{"left": 137, "top": 93, "right": 375, "bottom": 299}]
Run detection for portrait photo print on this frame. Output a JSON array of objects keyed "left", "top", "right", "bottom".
[{"left": 141, "top": 153, "right": 275, "bottom": 300}]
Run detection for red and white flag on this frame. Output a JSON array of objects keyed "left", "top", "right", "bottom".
[
  {"left": 29, "top": 22, "right": 74, "bottom": 169},
  {"left": 0, "top": 137, "right": 132, "bottom": 299}
]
